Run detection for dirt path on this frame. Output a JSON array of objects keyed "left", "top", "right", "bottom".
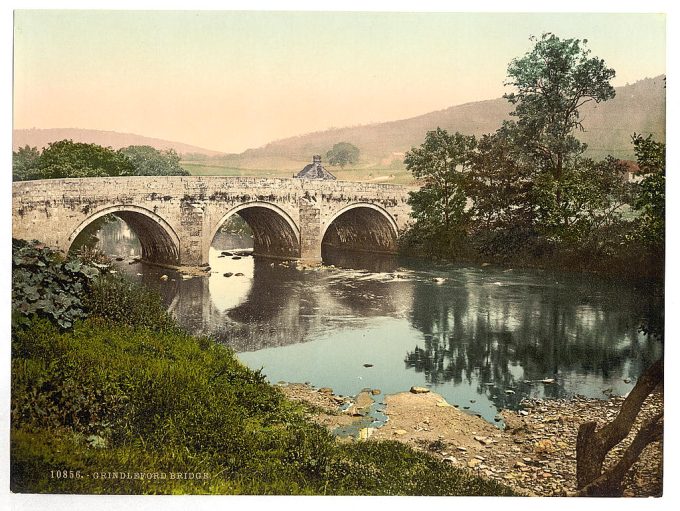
[{"left": 277, "top": 383, "right": 663, "bottom": 497}]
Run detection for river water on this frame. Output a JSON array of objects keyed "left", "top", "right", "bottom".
[{"left": 86, "top": 217, "right": 663, "bottom": 426}]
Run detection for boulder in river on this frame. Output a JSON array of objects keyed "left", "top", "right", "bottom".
[{"left": 410, "top": 386, "right": 430, "bottom": 394}]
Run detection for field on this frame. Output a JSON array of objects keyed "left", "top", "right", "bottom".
[{"left": 180, "top": 159, "right": 415, "bottom": 184}]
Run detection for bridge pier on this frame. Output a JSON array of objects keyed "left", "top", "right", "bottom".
[
  {"left": 298, "top": 202, "right": 323, "bottom": 265},
  {"left": 12, "top": 176, "right": 413, "bottom": 267}
]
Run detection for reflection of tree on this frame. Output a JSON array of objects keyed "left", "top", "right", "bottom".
[{"left": 405, "top": 272, "right": 663, "bottom": 410}]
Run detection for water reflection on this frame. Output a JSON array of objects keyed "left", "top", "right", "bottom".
[{"left": 84, "top": 218, "right": 662, "bottom": 423}]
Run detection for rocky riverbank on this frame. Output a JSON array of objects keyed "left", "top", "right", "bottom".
[{"left": 277, "top": 383, "right": 663, "bottom": 497}]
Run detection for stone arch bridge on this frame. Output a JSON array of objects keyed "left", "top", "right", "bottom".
[{"left": 12, "top": 176, "right": 414, "bottom": 265}]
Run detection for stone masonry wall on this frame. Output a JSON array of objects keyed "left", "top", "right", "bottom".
[{"left": 12, "top": 176, "right": 414, "bottom": 265}]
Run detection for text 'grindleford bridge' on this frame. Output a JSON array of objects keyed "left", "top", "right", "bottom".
[{"left": 12, "top": 176, "right": 413, "bottom": 265}]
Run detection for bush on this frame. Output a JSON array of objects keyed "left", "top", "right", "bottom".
[
  {"left": 12, "top": 239, "right": 101, "bottom": 329},
  {"left": 85, "top": 275, "right": 179, "bottom": 333}
]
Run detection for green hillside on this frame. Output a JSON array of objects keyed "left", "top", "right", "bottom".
[{"left": 181, "top": 76, "right": 665, "bottom": 182}]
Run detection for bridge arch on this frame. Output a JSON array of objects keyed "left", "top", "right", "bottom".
[
  {"left": 321, "top": 203, "right": 399, "bottom": 256},
  {"left": 68, "top": 205, "right": 181, "bottom": 264},
  {"left": 208, "top": 201, "right": 301, "bottom": 259}
]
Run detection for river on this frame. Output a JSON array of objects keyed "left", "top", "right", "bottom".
[{"left": 81, "top": 216, "right": 663, "bottom": 426}]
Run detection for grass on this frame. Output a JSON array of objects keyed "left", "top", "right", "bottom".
[
  {"left": 179, "top": 159, "right": 416, "bottom": 184},
  {"left": 10, "top": 262, "right": 516, "bottom": 496}
]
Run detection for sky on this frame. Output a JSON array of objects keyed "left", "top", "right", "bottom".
[{"left": 12, "top": 10, "right": 666, "bottom": 153}]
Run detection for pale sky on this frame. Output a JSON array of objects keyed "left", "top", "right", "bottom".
[{"left": 13, "top": 10, "right": 666, "bottom": 153}]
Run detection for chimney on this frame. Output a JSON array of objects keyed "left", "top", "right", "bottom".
[{"left": 313, "top": 155, "right": 321, "bottom": 164}]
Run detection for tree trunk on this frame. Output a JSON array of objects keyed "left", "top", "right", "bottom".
[{"left": 575, "top": 358, "right": 663, "bottom": 495}]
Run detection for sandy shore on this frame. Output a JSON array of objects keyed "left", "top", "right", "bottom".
[{"left": 277, "top": 382, "right": 663, "bottom": 497}]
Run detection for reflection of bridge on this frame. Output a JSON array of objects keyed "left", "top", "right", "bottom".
[{"left": 12, "top": 176, "right": 413, "bottom": 265}]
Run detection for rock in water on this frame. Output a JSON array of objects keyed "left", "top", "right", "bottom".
[{"left": 410, "top": 386, "right": 430, "bottom": 394}]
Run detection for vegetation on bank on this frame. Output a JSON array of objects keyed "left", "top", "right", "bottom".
[
  {"left": 10, "top": 240, "right": 515, "bottom": 496},
  {"left": 12, "top": 140, "right": 190, "bottom": 181},
  {"left": 400, "top": 34, "right": 665, "bottom": 277}
]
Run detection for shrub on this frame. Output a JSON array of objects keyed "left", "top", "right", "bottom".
[{"left": 12, "top": 239, "right": 100, "bottom": 329}]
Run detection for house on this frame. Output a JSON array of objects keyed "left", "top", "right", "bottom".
[{"left": 294, "top": 155, "right": 336, "bottom": 180}]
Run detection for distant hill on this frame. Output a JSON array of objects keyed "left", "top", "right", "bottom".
[
  {"left": 12, "top": 128, "right": 224, "bottom": 157},
  {"left": 236, "top": 75, "right": 666, "bottom": 167},
  {"left": 14, "top": 76, "right": 665, "bottom": 177}
]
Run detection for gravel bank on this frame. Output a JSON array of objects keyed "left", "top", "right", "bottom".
[{"left": 278, "top": 382, "right": 663, "bottom": 497}]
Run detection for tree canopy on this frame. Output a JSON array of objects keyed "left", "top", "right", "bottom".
[
  {"left": 503, "top": 33, "right": 616, "bottom": 225},
  {"left": 402, "top": 33, "right": 661, "bottom": 276},
  {"left": 12, "top": 140, "right": 190, "bottom": 181},
  {"left": 326, "top": 142, "right": 360, "bottom": 168},
  {"left": 403, "top": 128, "right": 476, "bottom": 255},
  {"left": 119, "top": 145, "right": 189, "bottom": 176}
]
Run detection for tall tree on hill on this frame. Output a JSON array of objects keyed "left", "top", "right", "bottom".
[
  {"left": 503, "top": 33, "right": 616, "bottom": 239},
  {"left": 326, "top": 142, "right": 360, "bottom": 168}
]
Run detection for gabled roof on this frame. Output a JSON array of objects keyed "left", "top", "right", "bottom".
[{"left": 295, "top": 155, "right": 336, "bottom": 180}]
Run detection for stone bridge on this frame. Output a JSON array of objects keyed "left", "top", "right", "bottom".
[{"left": 12, "top": 176, "right": 414, "bottom": 265}]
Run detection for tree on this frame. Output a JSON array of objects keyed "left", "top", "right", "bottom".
[
  {"left": 629, "top": 134, "right": 665, "bottom": 250},
  {"left": 503, "top": 33, "right": 616, "bottom": 236},
  {"left": 34, "top": 140, "right": 135, "bottom": 179},
  {"left": 403, "top": 129, "right": 476, "bottom": 255},
  {"left": 574, "top": 358, "right": 663, "bottom": 496},
  {"left": 119, "top": 145, "right": 190, "bottom": 176},
  {"left": 468, "top": 127, "right": 538, "bottom": 256},
  {"left": 326, "top": 142, "right": 360, "bottom": 168},
  {"left": 12, "top": 145, "right": 41, "bottom": 181}
]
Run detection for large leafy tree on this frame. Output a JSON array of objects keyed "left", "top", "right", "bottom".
[
  {"left": 119, "top": 145, "right": 189, "bottom": 176},
  {"left": 326, "top": 142, "right": 360, "bottom": 168},
  {"left": 403, "top": 129, "right": 476, "bottom": 254},
  {"left": 31, "top": 140, "right": 135, "bottom": 179},
  {"left": 467, "top": 127, "right": 539, "bottom": 256},
  {"left": 504, "top": 33, "right": 616, "bottom": 233},
  {"left": 12, "top": 145, "right": 41, "bottom": 181},
  {"left": 630, "top": 134, "right": 665, "bottom": 250}
]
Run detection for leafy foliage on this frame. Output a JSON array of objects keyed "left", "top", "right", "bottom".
[
  {"left": 12, "top": 239, "right": 101, "bottom": 330},
  {"left": 629, "top": 134, "right": 665, "bottom": 249},
  {"left": 30, "top": 140, "right": 136, "bottom": 180},
  {"left": 403, "top": 129, "right": 476, "bottom": 256},
  {"left": 85, "top": 275, "right": 179, "bottom": 333},
  {"left": 401, "top": 33, "right": 659, "bottom": 275},
  {"left": 12, "top": 145, "right": 41, "bottom": 181},
  {"left": 119, "top": 145, "right": 190, "bottom": 176},
  {"left": 326, "top": 142, "right": 360, "bottom": 168},
  {"left": 502, "top": 33, "right": 617, "bottom": 239},
  {"left": 12, "top": 140, "right": 192, "bottom": 181}
]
